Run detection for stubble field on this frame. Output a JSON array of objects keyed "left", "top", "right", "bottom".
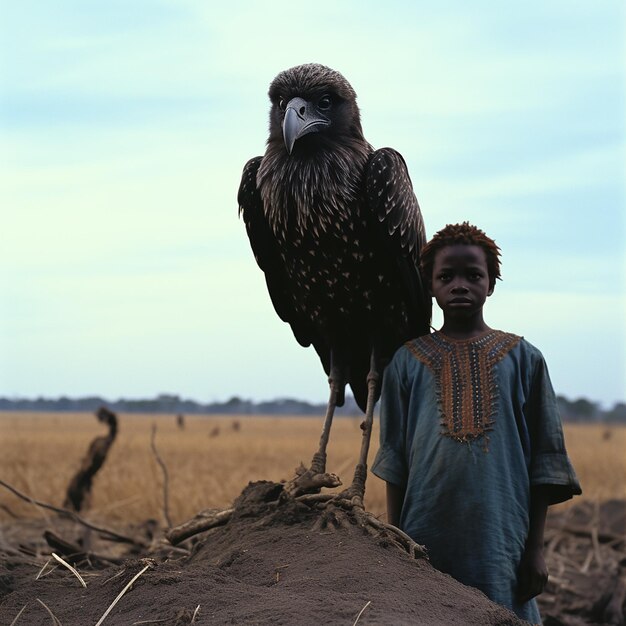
[
  {"left": 1, "top": 412, "right": 625, "bottom": 625},
  {"left": 1, "top": 411, "right": 624, "bottom": 525}
]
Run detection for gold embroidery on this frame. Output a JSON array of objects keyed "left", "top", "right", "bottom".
[{"left": 406, "top": 330, "right": 521, "bottom": 444}]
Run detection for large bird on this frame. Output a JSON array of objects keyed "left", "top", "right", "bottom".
[{"left": 238, "top": 63, "right": 430, "bottom": 504}]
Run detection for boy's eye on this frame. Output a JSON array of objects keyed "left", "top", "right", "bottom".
[{"left": 438, "top": 273, "right": 451, "bottom": 282}]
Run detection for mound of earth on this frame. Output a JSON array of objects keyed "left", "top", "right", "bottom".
[{"left": 0, "top": 481, "right": 525, "bottom": 625}]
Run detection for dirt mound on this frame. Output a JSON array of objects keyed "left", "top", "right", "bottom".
[{"left": 0, "top": 481, "right": 525, "bottom": 625}]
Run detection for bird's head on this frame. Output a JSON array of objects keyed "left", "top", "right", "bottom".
[{"left": 267, "top": 63, "right": 365, "bottom": 155}]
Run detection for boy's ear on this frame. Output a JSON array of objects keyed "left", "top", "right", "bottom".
[{"left": 488, "top": 284, "right": 495, "bottom": 296}]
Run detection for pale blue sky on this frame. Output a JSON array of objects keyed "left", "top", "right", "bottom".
[{"left": 1, "top": 1, "right": 624, "bottom": 406}]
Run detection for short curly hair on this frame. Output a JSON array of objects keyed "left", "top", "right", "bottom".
[{"left": 420, "top": 222, "right": 502, "bottom": 290}]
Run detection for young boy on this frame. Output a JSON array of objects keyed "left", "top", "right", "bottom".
[{"left": 371, "top": 222, "right": 581, "bottom": 623}]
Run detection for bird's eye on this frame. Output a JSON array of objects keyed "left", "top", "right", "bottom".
[
  {"left": 278, "top": 98, "right": 286, "bottom": 111},
  {"left": 318, "top": 95, "right": 332, "bottom": 110}
]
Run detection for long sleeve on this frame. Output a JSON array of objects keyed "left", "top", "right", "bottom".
[
  {"left": 525, "top": 354, "right": 582, "bottom": 504},
  {"left": 371, "top": 351, "right": 409, "bottom": 487}
]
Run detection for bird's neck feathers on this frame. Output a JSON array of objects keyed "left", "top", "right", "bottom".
[{"left": 257, "top": 138, "right": 371, "bottom": 238}]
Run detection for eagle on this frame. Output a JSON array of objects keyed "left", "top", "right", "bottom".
[{"left": 238, "top": 63, "right": 430, "bottom": 501}]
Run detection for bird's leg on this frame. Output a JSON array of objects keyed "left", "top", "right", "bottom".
[
  {"left": 285, "top": 357, "right": 344, "bottom": 496},
  {"left": 310, "top": 359, "right": 343, "bottom": 474},
  {"left": 340, "top": 348, "right": 379, "bottom": 508},
  {"left": 309, "top": 351, "right": 426, "bottom": 559}
]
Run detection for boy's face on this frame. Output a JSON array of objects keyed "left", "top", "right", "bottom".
[{"left": 430, "top": 244, "right": 493, "bottom": 318}]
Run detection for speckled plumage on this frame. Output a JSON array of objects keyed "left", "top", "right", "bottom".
[{"left": 238, "top": 64, "right": 431, "bottom": 410}]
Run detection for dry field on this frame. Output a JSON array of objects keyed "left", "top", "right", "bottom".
[{"left": 0, "top": 412, "right": 624, "bottom": 527}]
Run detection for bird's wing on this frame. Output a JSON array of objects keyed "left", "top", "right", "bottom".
[
  {"left": 365, "top": 148, "right": 432, "bottom": 333},
  {"left": 237, "top": 157, "right": 317, "bottom": 349}
]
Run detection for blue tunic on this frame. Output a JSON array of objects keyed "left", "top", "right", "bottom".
[{"left": 371, "top": 330, "right": 581, "bottom": 624}]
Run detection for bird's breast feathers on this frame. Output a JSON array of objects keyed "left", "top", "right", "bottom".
[{"left": 256, "top": 144, "right": 370, "bottom": 239}]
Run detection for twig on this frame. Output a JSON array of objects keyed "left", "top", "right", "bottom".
[
  {"left": 36, "top": 598, "right": 63, "bottom": 625},
  {"left": 103, "top": 568, "right": 126, "bottom": 585},
  {"left": 51, "top": 553, "right": 87, "bottom": 588},
  {"left": 166, "top": 508, "right": 234, "bottom": 545},
  {"left": 0, "top": 478, "right": 144, "bottom": 546},
  {"left": 0, "top": 502, "right": 20, "bottom": 518},
  {"left": 150, "top": 423, "right": 172, "bottom": 528},
  {"left": 95, "top": 562, "right": 153, "bottom": 626},
  {"left": 9, "top": 604, "right": 28, "bottom": 626},
  {"left": 35, "top": 558, "right": 52, "bottom": 580},
  {"left": 353, "top": 600, "right": 371, "bottom": 626},
  {"left": 191, "top": 605, "right": 200, "bottom": 623}
]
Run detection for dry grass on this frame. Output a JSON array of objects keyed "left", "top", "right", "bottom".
[{"left": 0, "top": 412, "right": 624, "bottom": 525}]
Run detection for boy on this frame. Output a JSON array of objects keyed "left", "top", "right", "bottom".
[{"left": 371, "top": 222, "right": 581, "bottom": 623}]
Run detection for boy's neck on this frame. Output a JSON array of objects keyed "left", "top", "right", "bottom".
[{"left": 440, "top": 316, "right": 491, "bottom": 340}]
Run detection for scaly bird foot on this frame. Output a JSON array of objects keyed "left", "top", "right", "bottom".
[
  {"left": 304, "top": 496, "right": 427, "bottom": 560},
  {"left": 284, "top": 462, "right": 342, "bottom": 497}
]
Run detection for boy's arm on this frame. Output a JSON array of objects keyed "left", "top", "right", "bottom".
[
  {"left": 386, "top": 481, "right": 405, "bottom": 527},
  {"left": 517, "top": 485, "right": 550, "bottom": 603}
]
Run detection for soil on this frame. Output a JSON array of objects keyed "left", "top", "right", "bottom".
[
  {"left": 1, "top": 484, "right": 624, "bottom": 626},
  {"left": 0, "top": 481, "right": 528, "bottom": 626}
]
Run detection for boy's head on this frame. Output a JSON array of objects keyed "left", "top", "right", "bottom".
[{"left": 420, "top": 222, "right": 501, "bottom": 290}]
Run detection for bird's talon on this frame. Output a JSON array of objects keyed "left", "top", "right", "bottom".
[{"left": 285, "top": 466, "right": 342, "bottom": 497}]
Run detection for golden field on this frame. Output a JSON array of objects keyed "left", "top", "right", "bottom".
[{"left": 0, "top": 412, "right": 624, "bottom": 526}]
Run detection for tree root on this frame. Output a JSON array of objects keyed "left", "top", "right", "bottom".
[{"left": 166, "top": 483, "right": 427, "bottom": 560}]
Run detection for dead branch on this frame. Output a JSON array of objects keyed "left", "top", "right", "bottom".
[
  {"left": 0, "top": 478, "right": 145, "bottom": 547},
  {"left": 166, "top": 508, "right": 234, "bottom": 545},
  {"left": 43, "top": 531, "right": 86, "bottom": 562},
  {"left": 150, "top": 423, "right": 172, "bottom": 528},
  {"left": 43, "top": 530, "right": 123, "bottom": 566},
  {"left": 64, "top": 407, "right": 118, "bottom": 512}
]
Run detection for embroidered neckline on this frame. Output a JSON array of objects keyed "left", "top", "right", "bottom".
[{"left": 406, "top": 330, "right": 522, "bottom": 446}]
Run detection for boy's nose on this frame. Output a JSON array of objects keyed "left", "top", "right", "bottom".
[{"left": 451, "top": 284, "right": 469, "bottom": 293}]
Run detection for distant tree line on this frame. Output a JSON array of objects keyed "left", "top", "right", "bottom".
[
  {"left": 0, "top": 393, "right": 624, "bottom": 422},
  {"left": 557, "top": 396, "right": 626, "bottom": 423},
  {"left": 0, "top": 393, "right": 361, "bottom": 417}
]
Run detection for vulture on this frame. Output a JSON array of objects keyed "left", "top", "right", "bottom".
[{"left": 238, "top": 63, "right": 430, "bottom": 501}]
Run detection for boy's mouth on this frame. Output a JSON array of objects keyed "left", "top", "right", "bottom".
[{"left": 449, "top": 297, "right": 472, "bottom": 305}]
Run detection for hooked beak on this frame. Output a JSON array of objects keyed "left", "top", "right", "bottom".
[{"left": 282, "top": 97, "right": 330, "bottom": 154}]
